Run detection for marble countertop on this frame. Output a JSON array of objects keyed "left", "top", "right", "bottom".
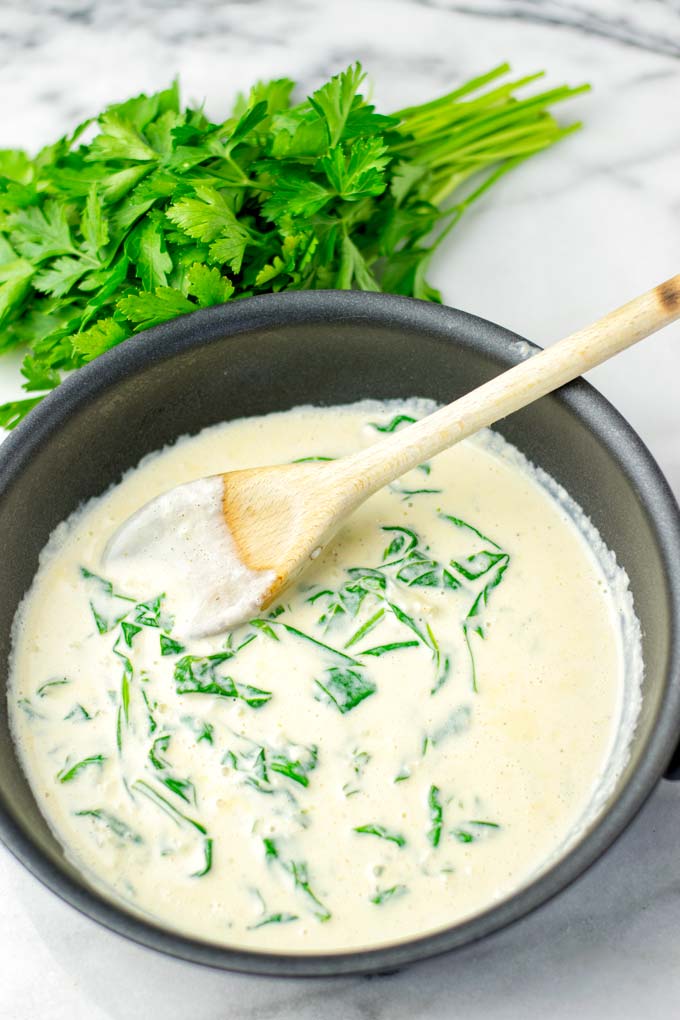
[{"left": 1, "top": 1, "right": 680, "bottom": 1017}]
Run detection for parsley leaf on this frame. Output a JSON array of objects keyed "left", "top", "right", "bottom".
[{"left": 117, "top": 287, "right": 195, "bottom": 330}]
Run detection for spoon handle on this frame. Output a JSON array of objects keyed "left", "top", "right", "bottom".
[{"left": 339, "top": 274, "right": 680, "bottom": 494}]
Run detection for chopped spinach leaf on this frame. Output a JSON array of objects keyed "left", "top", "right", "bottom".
[
  {"left": 160, "top": 633, "right": 185, "bottom": 656},
  {"left": 132, "top": 594, "right": 172, "bottom": 630},
  {"left": 249, "top": 911, "right": 299, "bottom": 928},
  {"left": 182, "top": 716, "right": 215, "bottom": 745},
  {"left": 133, "top": 779, "right": 206, "bottom": 834},
  {"left": 120, "top": 621, "right": 142, "bottom": 647},
  {"left": 370, "top": 884, "right": 408, "bottom": 904},
  {"left": 149, "top": 734, "right": 171, "bottom": 770},
  {"left": 370, "top": 414, "right": 417, "bottom": 433},
  {"left": 58, "top": 754, "right": 106, "bottom": 783},
  {"left": 76, "top": 808, "right": 142, "bottom": 844},
  {"left": 174, "top": 653, "right": 272, "bottom": 707},
  {"left": 270, "top": 745, "right": 319, "bottom": 787},
  {"left": 291, "top": 455, "right": 335, "bottom": 463},
  {"left": 64, "top": 703, "right": 92, "bottom": 722},
  {"left": 17, "top": 697, "right": 44, "bottom": 720},
  {"left": 359, "top": 640, "right": 419, "bottom": 657},
  {"left": 344, "top": 608, "right": 384, "bottom": 649},
  {"left": 36, "top": 677, "right": 70, "bottom": 697},
  {"left": 192, "top": 837, "right": 213, "bottom": 877},
  {"left": 262, "top": 838, "right": 330, "bottom": 921},
  {"left": 315, "top": 666, "right": 376, "bottom": 714},
  {"left": 427, "top": 785, "right": 443, "bottom": 847},
  {"left": 354, "top": 823, "right": 406, "bottom": 848},
  {"left": 80, "top": 566, "right": 135, "bottom": 634},
  {"left": 226, "top": 739, "right": 318, "bottom": 792}
]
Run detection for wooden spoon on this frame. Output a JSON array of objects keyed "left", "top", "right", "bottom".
[{"left": 106, "top": 275, "right": 680, "bottom": 637}]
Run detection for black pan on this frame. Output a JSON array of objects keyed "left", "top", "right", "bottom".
[{"left": 1, "top": 290, "right": 679, "bottom": 976}]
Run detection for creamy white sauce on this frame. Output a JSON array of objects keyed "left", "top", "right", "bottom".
[{"left": 8, "top": 401, "right": 642, "bottom": 954}]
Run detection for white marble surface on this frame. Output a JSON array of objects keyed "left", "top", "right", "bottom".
[{"left": 1, "top": 1, "right": 680, "bottom": 1016}]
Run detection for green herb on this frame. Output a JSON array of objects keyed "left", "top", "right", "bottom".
[
  {"left": 354, "top": 823, "right": 406, "bottom": 847},
  {"left": 249, "top": 618, "right": 281, "bottom": 641},
  {"left": 452, "top": 550, "right": 509, "bottom": 583},
  {"left": 262, "top": 838, "right": 330, "bottom": 921},
  {"left": 352, "top": 750, "right": 371, "bottom": 774},
  {"left": 120, "top": 621, "right": 142, "bottom": 647},
  {"left": 249, "top": 911, "right": 299, "bottom": 928},
  {"left": 146, "top": 733, "right": 198, "bottom": 805},
  {"left": 359, "top": 640, "right": 419, "bottom": 657},
  {"left": 441, "top": 513, "right": 502, "bottom": 551},
  {"left": 457, "top": 551, "right": 510, "bottom": 692},
  {"left": 309, "top": 510, "right": 509, "bottom": 697},
  {"left": 310, "top": 569, "right": 387, "bottom": 630},
  {"left": 291, "top": 455, "right": 335, "bottom": 463},
  {"left": 343, "top": 748, "right": 372, "bottom": 797},
  {"left": 453, "top": 820, "right": 501, "bottom": 843},
  {"left": 149, "top": 733, "right": 171, "bottom": 770},
  {"left": 388, "top": 602, "right": 428, "bottom": 644},
  {"left": 192, "top": 837, "right": 213, "bottom": 877},
  {"left": 425, "top": 624, "right": 451, "bottom": 696},
  {"left": 119, "top": 657, "right": 132, "bottom": 724},
  {"left": 225, "top": 746, "right": 270, "bottom": 792},
  {"left": 226, "top": 739, "right": 318, "bottom": 792},
  {"left": 132, "top": 779, "right": 206, "bottom": 834},
  {"left": 382, "top": 528, "right": 459, "bottom": 590},
  {"left": 198, "top": 722, "right": 214, "bottom": 744},
  {"left": 57, "top": 754, "right": 106, "bottom": 782},
  {"left": 64, "top": 703, "right": 92, "bottom": 722},
  {"left": 0, "top": 64, "right": 586, "bottom": 428},
  {"left": 382, "top": 526, "right": 419, "bottom": 561},
  {"left": 315, "top": 665, "right": 376, "bottom": 714},
  {"left": 224, "top": 630, "right": 257, "bottom": 655},
  {"left": 160, "top": 633, "right": 186, "bottom": 656},
  {"left": 370, "top": 414, "right": 417, "bottom": 433},
  {"left": 76, "top": 808, "right": 142, "bottom": 844},
  {"left": 132, "top": 594, "right": 172, "bottom": 630},
  {"left": 80, "top": 567, "right": 135, "bottom": 634},
  {"left": 429, "top": 705, "right": 472, "bottom": 746},
  {"left": 17, "top": 697, "right": 44, "bottom": 720},
  {"left": 343, "top": 608, "right": 385, "bottom": 649},
  {"left": 174, "top": 653, "right": 272, "bottom": 707},
  {"left": 36, "top": 677, "right": 71, "bottom": 697},
  {"left": 370, "top": 884, "right": 408, "bottom": 904},
  {"left": 397, "top": 488, "right": 442, "bottom": 500},
  {"left": 112, "top": 625, "right": 135, "bottom": 750},
  {"left": 269, "top": 745, "right": 319, "bottom": 787},
  {"left": 282, "top": 623, "right": 358, "bottom": 662},
  {"left": 182, "top": 717, "right": 215, "bottom": 744},
  {"left": 427, "top": 785, "right": 443, "bottom": 847},
  {"left": 141, "top": 688, "right": 157, "bottom": 734}
]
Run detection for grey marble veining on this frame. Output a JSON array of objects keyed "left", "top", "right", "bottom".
[
  {"left": 1, "top": 1, "right": 680, "bottom": 1017},
  {"left": 420, "top": 0, "right": 680, "bottom": 57}
]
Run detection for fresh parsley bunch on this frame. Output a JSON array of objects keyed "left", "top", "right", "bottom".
[{"left": 0, "top": 63, "right": 586, "bottom": 427}]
